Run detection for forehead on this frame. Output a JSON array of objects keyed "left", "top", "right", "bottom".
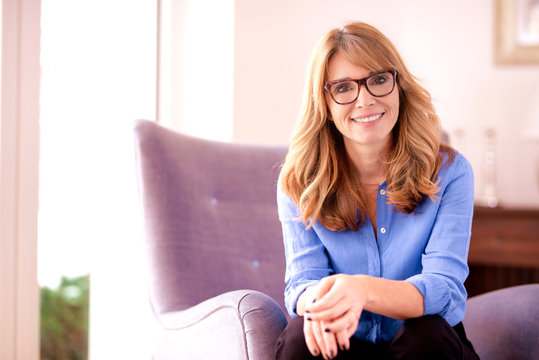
[{"left": 326, "top": 52, "right": 373, "bottom": 81}]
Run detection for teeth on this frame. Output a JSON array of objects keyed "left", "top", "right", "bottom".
[{"left": 352, "top": 113, "right": 382, "bottom": 123}]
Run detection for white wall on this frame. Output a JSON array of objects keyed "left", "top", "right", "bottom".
[
  {"left": 164, "top": 0, "right": 539, "bottom": 208},
  {"left": 232, "top": 0, "right": 539, "bottom": 208},
  {"left": 159, "top": 0, "right": 234, "bottom": 141}
]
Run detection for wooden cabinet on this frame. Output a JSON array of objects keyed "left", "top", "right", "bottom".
[{"left": 465, "top": 207, "right": 539, "bottom": 297}]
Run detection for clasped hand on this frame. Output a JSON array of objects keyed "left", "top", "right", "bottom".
[{"left": 303, "top": 274, "right": 367, "bottom": 359}]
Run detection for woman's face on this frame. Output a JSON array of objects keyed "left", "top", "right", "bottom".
[{"left": 325, "top": 52, "right": 399, "bottom": 155}]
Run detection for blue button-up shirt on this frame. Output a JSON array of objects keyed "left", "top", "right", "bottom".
[{"left": 277, "top": 152, "right": 474, "bottom": 343}]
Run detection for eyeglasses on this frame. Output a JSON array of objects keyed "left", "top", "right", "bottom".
[{"left": 324, "top": 70, "right": 397, "bottom": 105}]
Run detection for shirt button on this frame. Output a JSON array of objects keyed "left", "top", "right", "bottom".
[
  {"left": 380, "top": 189, "right": 386, "bottom": 195},
  {"left": 380, "top": 227, "right": 387, "bottom": 234}
]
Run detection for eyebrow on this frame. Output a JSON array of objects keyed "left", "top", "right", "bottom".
[{"left": 327, "top": 71, "right": 382, "bottom": 84}]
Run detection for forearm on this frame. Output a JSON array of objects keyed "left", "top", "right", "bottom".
[
  {"left": 359, "top": 275, "right": 424, "bottom": 320},
  {"left": 305, "top": 274, "right": 425, "bottom": 323}
]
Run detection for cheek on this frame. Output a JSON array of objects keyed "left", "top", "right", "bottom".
[
  {"left": 393, "top": 89, "right": 401, "bottom": 114},
  {"left": 325, "top": 97, "right": 338, "bottom": 120},
  {"left": 386, "top": 92, "right": 400, "bottom": 116}
]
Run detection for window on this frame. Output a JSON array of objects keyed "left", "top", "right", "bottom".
[{"left": 38, "top": 1, "right": 158, "bottom": 358}]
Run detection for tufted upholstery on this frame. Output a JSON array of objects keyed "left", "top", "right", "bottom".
[{"left": 134, "top": 119, "right": 288, "bottom": 360}]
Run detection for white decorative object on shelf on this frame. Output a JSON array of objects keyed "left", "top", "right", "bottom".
[{"left": 482, "top": 129, "right": 498, "bottom": 208}]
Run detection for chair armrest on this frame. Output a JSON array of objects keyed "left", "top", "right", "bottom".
[
  {"left": 464, "top": 284, "right": 539, "bottom": 360},
  {"left": 153, "top": 289, "right": 288, "bottom": 360}
]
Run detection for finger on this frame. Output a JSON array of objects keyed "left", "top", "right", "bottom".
[
  {"left": 322, "top": 320, "right": 338, "bottom": 359},
  {"left": 303, "top": 317, "right": 321, "bottom": 357},
  {"left": 345, "top": 311, "right": 361, "bottom": 339},
  {"left": 311, "top": 320, "right": 330, "bottom": 359},
  {"left": 324, "top": 310, "right": 359, "bottom": 353},
  {"left": 306, "top": 299, "right": 350, "bottom": 322},
  {"left": 307, "top": 276, "right": 347, "bottom": 313},
  {"left": 334, "top": 329, "right": 351, "bottom": 352},
  {"left": 322, "top": 309, "right": 362, "bottom": 334},
  {"left": 346, "top": 322, "right": 358, "bottom": 339}
]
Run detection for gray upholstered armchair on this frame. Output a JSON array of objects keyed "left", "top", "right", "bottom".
[{"left": 134, "top": 119, "right": 538, "bottom": 360}]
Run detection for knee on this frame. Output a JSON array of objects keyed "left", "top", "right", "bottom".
[
  {"left": 274, "top": 317, "right": 312, "bottom": 360},
  {"left": 388, "top": 315, "right": 461, "bottom": 360},
  {"left": 400, "top": 315, "right": 448, "bottom": 337}
]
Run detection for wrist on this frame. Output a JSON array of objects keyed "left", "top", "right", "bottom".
[
  {"left": 353, "top": 274, "right": 372, "bottom": 309},
  {"left": 297, "top": 285, "right": 317, "bottom": 316}
]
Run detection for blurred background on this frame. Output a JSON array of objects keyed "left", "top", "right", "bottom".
[{"left": 2, "top": 0, "right": 538, "bottom": 359}]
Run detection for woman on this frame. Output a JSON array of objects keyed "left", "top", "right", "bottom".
[{"left": 274, "top": 22, "right": 479, "bottom": 360}]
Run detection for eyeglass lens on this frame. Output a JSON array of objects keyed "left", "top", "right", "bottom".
[{"left": 329, "top": 72, "right": 395, "bottom": 104}]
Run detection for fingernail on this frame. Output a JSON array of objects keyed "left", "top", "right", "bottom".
[
  {"left": 312, "top": 298, "right": 316, "bottom": 303},
  {"left": 305, "top": 309, "right": 310, "bottom": 313},
  {"left": 312, "top": 349, "right": 319, "bottom": 356},
  {"left": 329, "top": 350, "right": 335, "bottom": 358},
  {"left": 306, "top": 317, "right": 312, "bottom": 321},
  {"left": 324, "top": 328, "right": 330, "bottom": 333}
]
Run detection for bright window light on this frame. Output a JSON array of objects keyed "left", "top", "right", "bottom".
[{"left": 39, "top": 0, "right": 158, "bottom": 358}]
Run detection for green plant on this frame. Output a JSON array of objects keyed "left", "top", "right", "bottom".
[{"left": 40, "top": 274, "right": 89, "bottom": 360}]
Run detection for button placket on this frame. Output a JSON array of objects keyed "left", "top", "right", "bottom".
[{"left": 378, "top": 186, "right": 387, "bottom": 236}]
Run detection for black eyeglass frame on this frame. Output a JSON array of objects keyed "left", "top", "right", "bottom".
[{"left": 324, "top": 69, "right": 398, "bottom": 105}]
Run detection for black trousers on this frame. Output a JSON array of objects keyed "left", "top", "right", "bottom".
[{"left": 274, "top": 315, "right": 480, "bottom": 360}]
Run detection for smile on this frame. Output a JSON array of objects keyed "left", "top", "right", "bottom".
[{"left": 352, "top": 113, "right": 383, "bottom": 123}]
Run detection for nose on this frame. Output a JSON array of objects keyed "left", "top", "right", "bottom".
[{"left": 355, "top": 84, "right": 375, "bottom": 108}]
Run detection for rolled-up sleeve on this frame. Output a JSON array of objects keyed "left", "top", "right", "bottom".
[
  {"left": 406, "top": 154, "right": 474, "bottom": 325},
  {"left": 277, "top": 186, "right": 333, "bottom": 317}
]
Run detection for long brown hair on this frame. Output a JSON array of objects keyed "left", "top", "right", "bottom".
[{"left": 279, "top": 22, "right": 454, "bottom": 231}]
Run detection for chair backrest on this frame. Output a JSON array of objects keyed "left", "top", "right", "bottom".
[{"left": 134, "top": 119, "right": 288, "bottom": 316}]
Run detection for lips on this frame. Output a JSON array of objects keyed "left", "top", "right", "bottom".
[{"left": 351, "top": 113, "right": 383, "bottom": 123}]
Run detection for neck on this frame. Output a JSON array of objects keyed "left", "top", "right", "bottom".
[{"left": 344, "top": 139, "right": 390, "bottom": 186}]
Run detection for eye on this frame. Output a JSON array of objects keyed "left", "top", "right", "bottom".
[
  {"left": 333, "top": 81, "right": 355, "bottom": 94},
  {"left": 369, "top": 73, "right": 391, "bottom": 86}
]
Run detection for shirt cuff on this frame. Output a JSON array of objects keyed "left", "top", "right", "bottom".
[
  {"left": 406, "top": 274, "right": 451, "bottom": 317},
  {"left": 285, "top": 279, "right": 321, "bottom": 317}
]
